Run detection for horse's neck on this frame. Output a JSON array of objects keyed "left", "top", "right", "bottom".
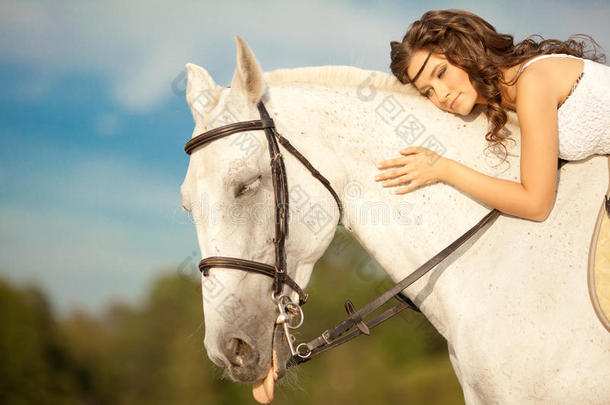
[{"left": 266, "top": 82, "right": 522, "bottom": 337}]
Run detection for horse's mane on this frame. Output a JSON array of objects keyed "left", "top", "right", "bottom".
[{"left": 263, "top": 65, "right": 419, "bottom": 97}]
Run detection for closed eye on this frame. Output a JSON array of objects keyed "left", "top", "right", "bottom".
[
  {"left": 423, "top": 66, "right": 446, "bottom": 98},
  {"left": 235, "top": 175, "right": 262, "bottom": 197}
]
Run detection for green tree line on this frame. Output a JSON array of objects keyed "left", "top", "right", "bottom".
[{"left": 0, "top": 229, "right": 464, "bottom": 404}]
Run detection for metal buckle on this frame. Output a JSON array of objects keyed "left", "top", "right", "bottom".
[{"left": 321, "top": 330, "right": 332, "bottom": 344}]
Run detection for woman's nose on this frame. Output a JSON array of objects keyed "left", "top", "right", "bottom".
[{"left": 438, "top": 85, "right": 451, "bottom": 105}]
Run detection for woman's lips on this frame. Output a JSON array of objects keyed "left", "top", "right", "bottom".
[{"left": 451, "top": 94, "right": 460, "bottom": 109}]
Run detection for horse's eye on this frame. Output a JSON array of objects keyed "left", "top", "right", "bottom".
[{"left": 235, "top": 175, "right": 262, "bottom": 197}]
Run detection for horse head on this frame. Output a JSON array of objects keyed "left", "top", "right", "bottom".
[{"left": 180, "top": 35, "right": 341, "bottom": 398}]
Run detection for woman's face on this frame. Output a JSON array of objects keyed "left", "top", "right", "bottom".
[{"left": 406, "top": 50, "right": 486, "bottom": 116}]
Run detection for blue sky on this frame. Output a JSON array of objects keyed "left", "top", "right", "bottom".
[{"left": 1, "top": 0, "right": 609, "bottom": 315}]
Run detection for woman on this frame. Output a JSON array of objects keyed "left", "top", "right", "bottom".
[{"left": 374, "top": 9, "right": 609, "bottom": 221}]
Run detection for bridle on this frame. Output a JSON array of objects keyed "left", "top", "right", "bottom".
[
  {"left": 185, "top": 99, "right": 345, "bottom": 358},
  {"left": 185, "top": 99, "right": 343, "bottom": 308},
  {"left": 184, "top": 98, "right": 569, "bottom": 366}
]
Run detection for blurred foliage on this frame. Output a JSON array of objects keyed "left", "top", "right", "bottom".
[{"left": 0, "top": 228, "right": 464, "bottom": 404}]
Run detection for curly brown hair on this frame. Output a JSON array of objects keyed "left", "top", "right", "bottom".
[{"left": 390, "top": 9, "right": 606, "bottom": 162}]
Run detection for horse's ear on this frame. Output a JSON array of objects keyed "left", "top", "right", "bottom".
[
  {"left": 229, "top": 35, "right": 265, "bottom": 107},
  {"left": 185, "top": 63, "right": 223, "bottom": 124}
]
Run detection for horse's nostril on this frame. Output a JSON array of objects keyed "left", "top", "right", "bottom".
[{"left": 226, "top": 337, "right": 258, "bottom": 367}]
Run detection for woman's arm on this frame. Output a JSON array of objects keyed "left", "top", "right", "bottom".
[
  {"left": 444, "top": 67, "right": 560, "bottom": 221},
  {"left": 376, "top": 67, "right": 560, "bottom": 222},
  {"left": 439, "top": 154, "right": 555, "bottom": 222}
]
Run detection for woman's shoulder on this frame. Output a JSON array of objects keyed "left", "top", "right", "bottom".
[
  {"left": 513, "top": 54, "right": 585, "bottom": 108},
  {"left": 500, "top": 57, "right": 557, "bottom": 110}
]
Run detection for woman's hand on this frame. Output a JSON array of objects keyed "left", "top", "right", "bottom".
[{"left": 374, "top": 146, "right": 447, "bottom": 194}]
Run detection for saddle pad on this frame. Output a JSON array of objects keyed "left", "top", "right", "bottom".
[
  {"left": 589, "top": 155, "right": 610, "bottom": 333},
  {"left": 590, "top": 208, "right": 610, "bottom": 332}
]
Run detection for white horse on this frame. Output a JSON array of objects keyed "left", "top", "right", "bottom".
[{"left": 180, "top": 36, "right": 610, "bottom": 404}]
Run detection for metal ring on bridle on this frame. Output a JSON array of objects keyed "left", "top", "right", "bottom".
[
  {"left": 284, "top": 301, "right": 304, "bottom": 329},
  {"left": 275, "top": 295, "right": 304, "bottom": 328},
  {"left": 295, "top": 343, "right": 312, "bottom": 359},
  {"left": 271, "top": 290, "right": 280, "bottom": 303}
]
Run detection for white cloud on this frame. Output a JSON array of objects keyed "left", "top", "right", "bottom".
[
  {"left": 0, "top": 0, "right": 419, "bottom": 112},
  {"left": 1, "top": 0, "right": 608, "bottom": 112}
]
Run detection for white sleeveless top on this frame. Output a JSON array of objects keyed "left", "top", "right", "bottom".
[{"left": 514, "top": 53, "right": 610, "bottom": 160}]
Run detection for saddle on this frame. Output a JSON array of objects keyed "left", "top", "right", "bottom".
[{"left": 588, "top": 155, "right": 610, "bottom": 333}]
